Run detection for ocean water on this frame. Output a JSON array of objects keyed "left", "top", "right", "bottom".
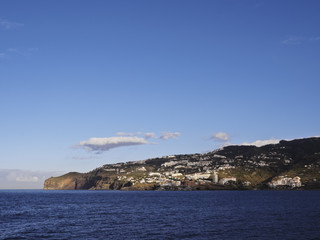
[{"left": 0, "top": 190, "right": 319, "bottom": 240}]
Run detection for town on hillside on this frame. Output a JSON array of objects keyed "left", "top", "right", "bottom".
[
  {"left": 44, "top": 137, "right": 320, "bottom": 190},
  {"left": 98, "top": 152, "right": 302, "bottom": 190}
]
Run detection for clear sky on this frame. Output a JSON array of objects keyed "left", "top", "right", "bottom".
[{"left": 1, "top": 0, "right": 320, "bottom": 188}]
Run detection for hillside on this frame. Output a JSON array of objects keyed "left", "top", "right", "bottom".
[{"left": 44, "top": 137, "right": 320, "bottom": 190}]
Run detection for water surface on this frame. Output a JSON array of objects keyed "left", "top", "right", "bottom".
[{"left": 0, "top": 190, "right": 319, "bottom": 239}]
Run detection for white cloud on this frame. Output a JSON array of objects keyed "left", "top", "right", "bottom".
[
  {"left": 116, "top": 132, "right": 142, "bottom": 137},
  {"left": 160, "top": 132, "right": 181, "bottom": 140},
  {"left": 211, "top": 132, "right": 230, "bottom": 142},
  {"left": 0, "top": 19, "right": 24, "bottom": 30},
  {"left": 0, "top": 169, "right": 64, "bottom": 189},
  {"left": 76, "top": 131, "right": 180, "bottom": 153},
  {"left": 16, "top": 176, "right": 39, "bottom": 182},
  {"left": 72, "top": 155, "right": 101, "bottom": 160},
  {"left": 6, "top": 48, "right": 18, "bottom": 53},
  {"left": 77, "top": 136, "right": 148, "bottom": 153},
  {"left": 0, "top": 47, "right": 39, "bottom": 60},
  {"left": 115, "top": 131, "right": 181, "bottom": 140},
  {"left": 144, "top": 132, "right": 156, "bottom": 139},
  {"left": 241, "top": 138, "right": 280, "bottom": 147},
  {"left": 6, "top": 171, "right": 41, "bottom": 183},
  {"left": 282, "top": 36, "right": 303, "bottom": 45},
  {"left": 116, "top": 132, "right": 156, "bottom": 139},
  {"left": 241, "top": 135, "right": 320, "bottom": 147},
  {"left": 282, "top": 36, "right": 320, "bottom": 45},
  {"left": 310, "top": 36, "right": 320, "bottom": 42}
]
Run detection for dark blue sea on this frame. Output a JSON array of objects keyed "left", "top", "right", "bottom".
[{"left": 0, "top": 190, "right": 320, "bottom": 240}]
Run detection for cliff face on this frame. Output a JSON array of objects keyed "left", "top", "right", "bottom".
[
  {"left": 44, "top": 175, "right": 77, "bottom": 190},
  {"left": 43, "top": 172, "right": 97, "bottom": 190},
  {"left": 44, "top": 137, "right": 320, "bottom": 190}
]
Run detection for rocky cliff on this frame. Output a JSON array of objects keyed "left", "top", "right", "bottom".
[{"left": 44, "top": 137, "right": 320, "bottom": 190}]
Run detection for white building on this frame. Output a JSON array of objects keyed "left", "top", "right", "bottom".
[
  {"left": 186, "top": 173, "right": 211, "bottom": 180},
  {"left": 172, "top": 173, "right": 183, "bottom": 178},
  {"left": 212, "top": 171, "right": 219, "bottom": 183},
  {"left": 136, "top": 167, "right": 147, "bottom": 172},
  {"left": 219, "top": 177, "right": 236, "bottom": 185},
  {"left": 104, "top": 168, "right": 116, "bottom": 172},
  {"left": 268, "top": 176, "right": 301, "bottom": 188},
  {"left": 149, "top": 172, "right": 161, "bottom": 177}
]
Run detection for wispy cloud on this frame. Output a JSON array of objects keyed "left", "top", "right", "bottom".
[
  {"left": 0, "top": 169, "right": 64, "bottom": 189},
  {"left": 282, "top": 36, "right": 304, "bottom": 45},
  {"left": 76, "top": 130, "right": 180, "bottom": 154},
  {"left": 144, "top": 132, "right": 156, "bottom": 139},
  {"left": 76, "top": 136, "right": 148, "bottom": 153},
  {"left": 160, "top": 132, "right": 181, "bottom": 140},
  {"left": 0, "top": 49, "right": 15, "bottom": 59},
  {"left": 6, "top": 48, "right": 18, "bottom": 53},
  {"left": 116, "top": 132, "right": 142, "bottom": 137},
  {"left": 72, "top": 155, "right": 101, "bottom": 160},
  {"left": 0, "top": 47, "right": 39, "bottom": 60},
  {"left": 116, "top": 131, "right": 178, "bottom": 140},
  {"left": 0, "top": 19, "right": 24, "bottom": 30},
  {"left": 242, "top": 135, "right": 320, "bottom": 147},
  {"left": 282, "top": 36, "right": 320, "bottom": 45},
  {"left": 210, "top": 132, "right": 230, "bottom": 142},
  {"left": 241, "top": 138, "right": 280, "bottom": 147},
  {"left": 310, "top": 36, "right": 320, "bottom": 42}
]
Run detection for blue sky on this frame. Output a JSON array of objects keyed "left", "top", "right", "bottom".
[{"left": 1, "top": 0, "right": 320, "bottom": 188}]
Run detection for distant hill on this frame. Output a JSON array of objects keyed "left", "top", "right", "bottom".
[{"left": 44, "top": 137, "right": 320, "bottom": 190}]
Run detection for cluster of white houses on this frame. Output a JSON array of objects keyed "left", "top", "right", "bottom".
[
  {"left": 102, "top": 153, "right": 303, "bottom": 189},
  {"left": 115, "top": 169, "right": 242, "bottom": 187},
  {"left": 118, "top": 170, "right": 303, "bottom": 188},
  {"left": 119, "top": 169, "right": 303, "bottom": 188},
  {"left": 268, "top": 176, "right": 302, "bottom": 188}
]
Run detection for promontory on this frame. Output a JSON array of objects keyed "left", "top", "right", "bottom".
[{"left": 44, "top": 137, "right": 320, "bottom": 190}]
